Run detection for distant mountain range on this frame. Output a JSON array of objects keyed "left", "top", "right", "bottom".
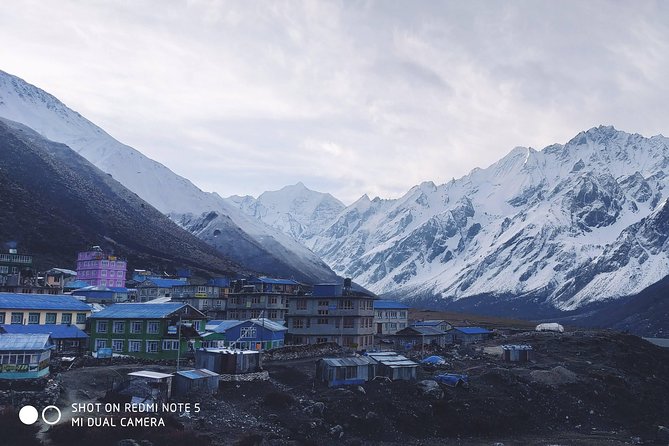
[
  {"left": 2, "top": 69, "right": 668, "bottom": 335},
  {"left": 0, "top": 70, "right": 338, "bottom": 283}
]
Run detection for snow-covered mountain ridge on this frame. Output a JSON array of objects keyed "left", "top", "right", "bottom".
[
  {"left": 0, "top": 70, "right": 337, "bottom": 283},
  {"left": 235, "top": 126, "right": 669, "bottom": 310}
]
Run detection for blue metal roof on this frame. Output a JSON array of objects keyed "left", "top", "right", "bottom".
[
  {"left": 412, "top": 320, "right": 447, "bottom": 327},
  {"left": 65, "top": 280, "right": 91, "bottom": 289},
  {"left": 176, "top": 369, "right": 219, "bottom": 379},
  {"left": 0, "top": 324, "right": 88, "bottom": 339},
  {"left": 140, "top": 278, "right": 187, "bottom": 288},
  {"left": 0, "top": 333, "right": 53, "bottom": 351},
  {"left": 252, "top": 277, "right": 300, "bottom": 285},
  {"left": 90, "top": 303, "right": 193, "bottom": 319},
  {"left": 454, "top": 327, "right": 492, "bottom": 335},
  {"left": 373, "top": 299, "right": 409, "bottom": 309},
  {"left": 0, "top": 293, "right": 90, "bottom": 311},
  {"left": 208, "top": 320, "right": 243, "bottom": 333}
]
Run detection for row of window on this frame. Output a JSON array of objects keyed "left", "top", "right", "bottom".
[
  {"left": 96, "top": 320, "right": 160, "bottom": 334},
  {"left": 291, "top": 317, "right": 374, "bottom": 329},
  {"left": 95, "top": 339, "right": 179, "bottom": 353},
  {"left": 78, "top": 260, "right": 126, "bottom": 268},
  {"left": 294, "top": 299, "right": 372, "bottom": 310},
  {"left": 0, "top": 312, "right": 86, "bottom": 325},
  {"left": 226, "top": 310, "right": 281, "bottom": 319},
  {"left": 0, "top": 253, "right": 32, "bottom": 263},
  {"left": 79, "top": 269, "right": 125, "bottom": 278},
  {"left": 227, "top": 296, "right": 286, "bottom": 305},
  {"left": 375, "top": 311, "right": 408, "bottom": 319}
]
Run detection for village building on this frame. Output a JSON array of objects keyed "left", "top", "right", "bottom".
[
  {"left": 226, "top": 277, "right": 299, "bottom": 321},
  {"left": 316, "top": 356, "right": 377, "bottom": 387},
  {"left": 286, "top": 279, "right": 375, "bottom": 349},
  {"left": 76, "top": 246, "right": 127, "bottom": 288},
  {"left": 0, "top": 247, "right": 33, "bottom": 289},
  {"left": 0, "top": 333, "right": 53, "bottom": 379},
  {"left": 44, "top": 268, "right": 78, "bottom": 292},
  {"left": 366, "top": 351, "right": 419, "bottom": 381},
  {"left": 88, "top": 303, "right": 206, "bottom": 360},
  {"left": 452, "top": 327, "right": 493, "bottom": 345},
  {"left": 195, "top": 348, "right": 262, "bottom": 374},
  {"left": 72, "top": 285, "right": 130, "bottom": 304},
  {"left": 410, "top": 319, "right": 453, "bottom": 333},
  {"left": 173, "top": 369, "right": 219, "bottom": 397},
  {"left": 0, "top": 293, "right": 91, "bottom": 329},
  {"left": 171, "top": 280, "right": 230, "bottom": 318},
  {"left": 373, "top": 300, "right": 409, "bottom": 334},
  {"left": 0, "top": 323, "right": 88, "bottom": 355},
  {"left": 393, "top": 325, "right": 452, "bottom": 349},
  {"left": 200, "top": 318, "right": 287, "bottom": 350},
  {"left": 136, "top": 278, "right": 188, "bottom": 302}
]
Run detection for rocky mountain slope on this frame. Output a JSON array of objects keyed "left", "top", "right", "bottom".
[
  {"left": 247, "top": 127, "right": 669, "bottom": 314},
  {"left": 0, "top": 117, "right": 242, "bottom": 276},
  {"left": 0, "top": 70, "right": 337, "bottom": 283}
]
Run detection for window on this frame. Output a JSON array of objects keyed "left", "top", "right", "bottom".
[
  {"left": 376, "top": 311, "right": 383, "bottom": 318},
  {"left": 296, "top": 300, "right": 307, "bottom": 310},
  {"left": 400, "top": 311, "right": 407, "bottom": 318},
  {"left": 292, "top": 319, "right": 304, "bottom": 329},
  {"left": 130, "top": 321, "right": 142, "bottom": 334},
  {"left": 0, "top": 312, "right": 4, "bottom": 324},
  {"left": 343, "top": 318, "right": 354, "bottom": 328},
  {"left": 11, "top": 312, "right": 23, "bottom": 324},
  {"left": 240, "top": 327, "right": 257, "bottom": 338},
  {"left": 318, "top": 300, "right": 329, "bottom": 307},
  {"left": 146, "top": 341, "right": 159, "bottom": 353},
  {"left": 251, "top": 296, "right": 260, "bottom": 304},
  {"left": 318, "top": 309, "right": 329, "bottom": 315},
  {"left": 97, "top": 320, "right": 108, "bottom": 333},
  {"left": 161, "top": 340, "right": 179, "bottom": 350},
  {"left": 116, "top": 280, "right": 122, "bottom": 286},
  {"left": 95, "top": 339, "right": 107, "bottom": 350},
  {"left": 101, "top": 270, "right": 107, "bottom": 277},
  {"left": 316, "top": 337, "right": 328, "bottom": 343},
  {"left": 112, "top": 340, "right": 124, "bottom": 352},
  {"left": 269, "top": 296, "right": 277, "bottom": 304},
  {"left": 113, "top": 321, "right": 125, "bottom": 333},
  {"left": 61, "top": 313, "right": 72, "bottom": 324},
  {"left": 342, "top": 300, "right": 354, "bottom": 310},
  {"left": 128, "top": 340, "right": 141, "bottom": 352},
  {"left": 147, "top": 321, "right": 159, "bottom": 334},
  {"left": 76, "top": 313, "right": 87, "bottom": 324},
  {"left": 268, "top": 310, "right": 277, "bottom": 319},
  {"left": 317, "top": 318, "right": 328, "bottom": 325},
  {"left": 250, "top": 310, "right": 261, "bottom": 318},
  {"left": 28, "top": 313, "right": 40, "bottom": 324}
]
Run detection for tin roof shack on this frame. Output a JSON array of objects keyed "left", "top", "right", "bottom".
[
  {"left": 393, "top": 326, "right": 451, "bottom": 349},
  {"left": 116, "top": 370, "right": 174, "bottom": 404},
  {"left": 367, "top": 351, "right": 418, "bottom": 381},
  {"left": 72, "top": 286, "right": 129, "bottom": 304},
  {"left": 0, "top": 324, "right": 88, "bottom": 355},
  {"left": 502, "top": 345, "right": 534, "bottom": 362},
  {"left": 0, "top": 333, "right": 53, "bottom": 379},
  {"left": 316, "top": 356, "right": 376, "bottom": 387},
  {"left": 452, "top": 327, "right": 493, "bottom": 345},
  {"left": 173, "top": 369, "right": 219, "bottom": 398},
  {"left": 195, "top": 348, "right": 262, "bottom": 375}
]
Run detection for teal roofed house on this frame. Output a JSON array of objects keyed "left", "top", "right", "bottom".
[
  {"left": 0, "top": 333, "right": 53, "bottom": 379},
  {"left": 89, "top": 303, "right": 206, "bottom": 360}
]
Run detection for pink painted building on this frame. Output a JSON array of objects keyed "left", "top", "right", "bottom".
[{"left": 75, "top": 246, "right": 127, "bottom": 288}]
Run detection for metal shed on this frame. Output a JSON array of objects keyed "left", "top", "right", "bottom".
[
  {"left": 367, "top": 352, "right": 418, "bottom": 381},
  {"left": 173, "top": 369, "right": 220, "bottom": 397},
  {"left": 502, "top": 345, "right": 534, "bottom": 362},
  {"left": 195, "top": 348, "right": 262, "bottom": 374},
  {"left": 316, "top": 356, "right": 376, "bottom": 387}
]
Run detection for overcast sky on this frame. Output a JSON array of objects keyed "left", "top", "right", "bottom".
[{"left": 2, "top": 1, "right": 668, "bottom": 204}]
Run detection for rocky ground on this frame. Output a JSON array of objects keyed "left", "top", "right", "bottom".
[{"left": 3, "top": 330, "right": 669, "bottom": 446}]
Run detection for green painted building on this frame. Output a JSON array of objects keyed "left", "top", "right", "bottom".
[{"left": 89, "top": 303, "right": 206, "bottom": 360}]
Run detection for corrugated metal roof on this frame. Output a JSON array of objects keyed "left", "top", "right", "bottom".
[
  {"left": 140, "top": 278, "right": 187, "bottom": 288},
  {"left": 0, "top": 333, "right": 53, "bottom": 350},
  {"left": 90, "top": 303, "right": 192, "bottom": 319},
  {"left": 367, "top": 352, "right": 418, "bottom": 367},
  {"left": 209, "top": 320, "right": 243, "bottom": 333},
  {"left": 373, "top": 300, "right": 409, "bottom": 309},
  {"left": 205, "top": 320, "right": 227, "bottom": 331},
  {"left": 177, "top": 369, "right": 219, "bottom": 380},
  {"left": 454, "top": 327, "right": 492, "bottom": 335},
  {"left": 0, "top": 293, "right": 90, "bottom": 311},
  {"left": 0, "top": 324, "right": 88, "bottom": 339},
  {"left": 411, "top": 320, "right": 447, "bottom": 327},
  {"left": 249, "top": 318, "right": 288, "bottom": 332},
  {"left": 401, "top": 326, "right": 446, "bottom": 336},
  {"left": 65, "top": 280, "right": 91, "bottom": 289},
  {"left": 253, "top": 277, "right": 300, "bottom": 285},
  {"left": 320, "top": 356, "right": 376, "bottom": 367}
]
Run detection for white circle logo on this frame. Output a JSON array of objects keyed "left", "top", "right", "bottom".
[
  {"left": 41, "top": 405, "right": 62, "bottom": 425},
  {"left": 18, "top": 405, "right": 39, "bottom": 425}
]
